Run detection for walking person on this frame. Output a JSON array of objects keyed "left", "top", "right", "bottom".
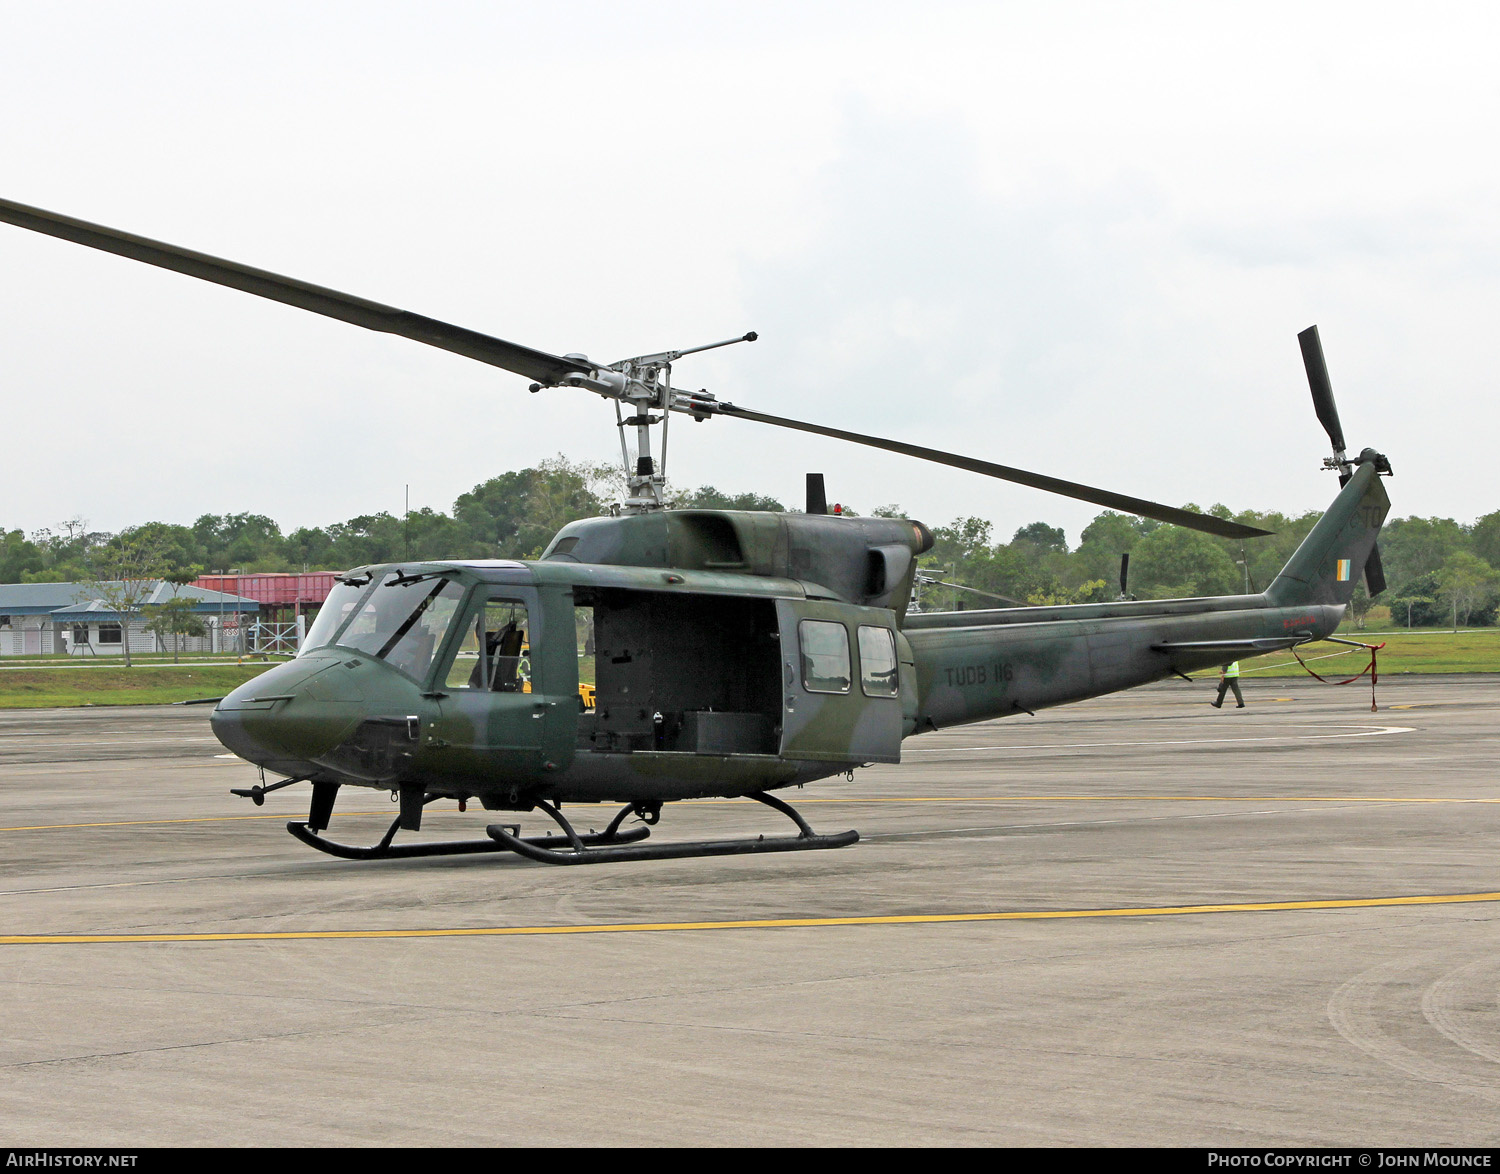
[{"left": 1212, "top": 661, "right": 1244, "bottom": 709}]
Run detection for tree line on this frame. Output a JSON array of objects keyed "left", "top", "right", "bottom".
[
  {"left": 916, "top": 508, "right": 1500, "bottom": 629},
  {"left": 3, "top": 457, "right": 1496, "bottom": 627}
]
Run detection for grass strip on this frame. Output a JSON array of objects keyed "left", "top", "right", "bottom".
[
  {"left": 0, "top": 665, "right": 279, "bottom": 707},
  {"left": 1192, "top": 629, "right": 1500, "bottom": 677}
]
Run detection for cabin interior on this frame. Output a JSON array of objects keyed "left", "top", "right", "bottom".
[{"left": 574, "top": 588, "right": 782, "bottom": 756}]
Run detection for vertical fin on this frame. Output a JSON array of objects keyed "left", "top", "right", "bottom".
[{"left": 1265, "top": 461, "right": 1390, "bottom": 608}]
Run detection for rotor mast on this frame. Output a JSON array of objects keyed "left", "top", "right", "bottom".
[{"left": 532, "top": 331, "right": 758, "bottom": 512}]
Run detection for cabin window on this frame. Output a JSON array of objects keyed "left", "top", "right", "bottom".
[
  {"left": 443, "top": 599, "right": 532, "bottom": 692},
  {"left": 799, "top": 619, "right": 851, "bottom": 694},
  {"left": 858, "top": 625, "right": 899, "bottom": 698}
]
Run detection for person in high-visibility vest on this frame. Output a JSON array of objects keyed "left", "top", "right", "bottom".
[{"left": 1212, "top": 661, "right": 1244, "bottom": 709}]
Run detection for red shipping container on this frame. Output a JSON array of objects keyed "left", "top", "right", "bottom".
[{"left": 193, "top": 573, "right": 337, "bottom": 606}]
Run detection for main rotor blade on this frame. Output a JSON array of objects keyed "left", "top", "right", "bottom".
[
  {"left": 1298, "top": 325, "right": 1345, "bottom": 454},
  {"left": 716, "top": 405, "right": 1271, "bottom": 539},
  {"left": 0, "top": 196, "right": 590, "bottom": 386}
]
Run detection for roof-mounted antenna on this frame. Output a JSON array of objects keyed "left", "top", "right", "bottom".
[{"left": 806, "top": 473, "right": 827, "bottom": 515}]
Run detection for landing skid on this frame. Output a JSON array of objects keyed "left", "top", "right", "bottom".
[
  {"left": 283, "top": 789, "right": 857, "bottom": 864},
  {"left": 485, "top": 791, "right": 859, "bottom": 865}
]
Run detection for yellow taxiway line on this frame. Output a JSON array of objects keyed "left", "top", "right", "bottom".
[{"left": 6, "top": 891, "right": 1500, "bottom": 946}]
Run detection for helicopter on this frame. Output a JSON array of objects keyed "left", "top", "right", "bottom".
[{"left": 0, "top": 196, "right": 1392, "bottom": 865}]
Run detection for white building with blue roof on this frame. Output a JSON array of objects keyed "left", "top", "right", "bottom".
[{"left": 0, "top": 581, "right": 260, "bottom": 656}]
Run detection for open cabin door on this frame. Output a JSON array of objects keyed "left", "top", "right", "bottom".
[
  {"left": 776, "top": 599, "right": 903, "bottom": 764},
  {"left": 577, "top": 588, "right": 783, "bottom": 757}
]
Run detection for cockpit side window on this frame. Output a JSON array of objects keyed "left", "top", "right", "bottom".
[
  {"left": 484, "top": 600, "right": 533, "bottom": 692},
  {"left": 442, "top": 598, "right": 532, "bottom": 692},
  {"left": 444, "top": 610, "right": 485, "bottom": 690}
]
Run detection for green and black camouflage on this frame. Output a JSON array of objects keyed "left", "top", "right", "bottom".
[{"left": 212, "top": 458, "right": 1389, "bottom": 813}]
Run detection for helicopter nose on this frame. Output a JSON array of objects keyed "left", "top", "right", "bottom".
[
  {"left": 210, "top": 655, "right": 364, "bottom": 772},
  {"left": 209, "top": 703, "right": 306, "bottom": 773}
]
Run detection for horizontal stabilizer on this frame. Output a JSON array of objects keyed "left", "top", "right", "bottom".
[{"left": 1151, "top": 637, "right": 1310, "bottom": 655}]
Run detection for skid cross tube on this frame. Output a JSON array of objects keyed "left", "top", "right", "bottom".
[
  {"left": 485, "top": 790, "right": 859, "bottom": 865},
  {"left": 286, "top": 791, "right": 649, "bottom": 860}
]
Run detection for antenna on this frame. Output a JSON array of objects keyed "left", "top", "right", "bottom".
[{"left": 806, "top": 474, "right": 827, "bottom": 515}]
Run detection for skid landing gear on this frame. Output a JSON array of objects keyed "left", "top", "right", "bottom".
[
  {"left": 280, "top": 785, "right": 856, "bottom": 864},
  {"left": 486, "top": 791, "right": 858, "bottom": 865}
]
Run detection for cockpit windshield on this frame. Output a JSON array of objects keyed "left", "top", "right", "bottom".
[
  {"left": 304, "top": 572, "right": 467, "bottom": 681},
  {"left": 301, "top": 579, "right": 376, "bottom": 654}
]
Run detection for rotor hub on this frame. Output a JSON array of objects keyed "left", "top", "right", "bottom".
[{"left": 535, "top": 332, "right": 758, "bottom": 512}]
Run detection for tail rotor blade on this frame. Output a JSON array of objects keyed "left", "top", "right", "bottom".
[
  {"left": 1298, "top": 325, "right": 1346, "bottom": 454},
  {"left": 1364, "top": 544, "right": 1387, "bottom": 597}
]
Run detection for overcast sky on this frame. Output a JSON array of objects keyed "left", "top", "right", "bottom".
[{"left": 2, "top": 1, "right": 1496, "bottom": 547}]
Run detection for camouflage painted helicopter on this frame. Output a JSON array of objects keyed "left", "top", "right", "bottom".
[{"left": 0, "top": 197, "right": 1392, "bottom": 865}]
